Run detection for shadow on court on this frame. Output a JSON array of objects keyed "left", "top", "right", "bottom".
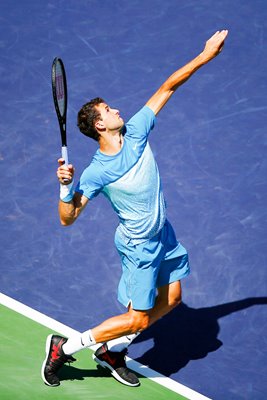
[
  {"left": 133, "top": 297, "right": 267, "bottom": 376},
  {"left": 57, "top": 297, "right": 267, "bottom": 383},
  {"left": 58, "top": 363, "right": 144, "bottom": 386},
  {"left": 58, "top": 364, "right": 111, "bottom": 383}
]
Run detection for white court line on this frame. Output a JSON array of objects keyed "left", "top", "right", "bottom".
[{"left": 0, "top": 292, "right": 211, "bottom": 400}]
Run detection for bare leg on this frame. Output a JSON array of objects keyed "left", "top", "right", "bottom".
[
  {"left": 91, "top": 308, "right": 150, "bottom": 343},
  {"left": 91, "top": 281, "right": 182, "bottom": 343},
  {"left": 148, "top": 280, "right": 182, "bottom": 325}
]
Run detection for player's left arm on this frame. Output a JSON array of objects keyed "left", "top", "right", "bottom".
[{"left": 146, "top": 30, "right": 228, "bottom": 116}]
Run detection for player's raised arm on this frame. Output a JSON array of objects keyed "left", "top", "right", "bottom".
[
  {"left": 57, "top": 158, "right": 89, "bottom": 226},
  {"left": 146, "top": 30, "right": 228, "bottom": 115}
]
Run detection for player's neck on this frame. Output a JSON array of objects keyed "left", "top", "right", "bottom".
[{"left": 99, "top": 131, "right": 124, "bottom": 156}]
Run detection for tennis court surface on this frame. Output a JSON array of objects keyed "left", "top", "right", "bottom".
[
  {"left": 0, "top": 1, "right": 267, "bottom": 399},
  {"left": 1, "top": 294, "right": 210, "bottom": 400}
]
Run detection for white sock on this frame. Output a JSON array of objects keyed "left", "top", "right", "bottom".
[
  {"left": 106, "top": 332, "right": 140, "bottom": 352},
  {"left": 62, "top": 329, "right": 96, "bottom": 355}
]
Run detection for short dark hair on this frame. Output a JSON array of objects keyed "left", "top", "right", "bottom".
[{"left": 77, "top": 97, "right": 105, "bottom": 141}]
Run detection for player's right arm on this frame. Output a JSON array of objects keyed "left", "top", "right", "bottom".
[
  {"left": 146, "top": 30, "right": 228, "bottom": 116},
  {"left": 57, "top": 159, "right": 89, "bottom": 226}
]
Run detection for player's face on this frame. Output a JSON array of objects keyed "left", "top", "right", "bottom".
[{"left": 96, "top": 103, "right": 124, "bottom": 132}]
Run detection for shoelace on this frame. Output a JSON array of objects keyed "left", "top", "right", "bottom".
[{"left": 49, "top": 353, "right": 76, "bottom": 373}]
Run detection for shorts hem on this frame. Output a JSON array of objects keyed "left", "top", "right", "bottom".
[
  {"left": 158, "top": 266, "right": 190, "bottom": 288},
  {"left": 118, "top": 268, "right": 190, "bottom": 310},
  {"left": 118, "top": 297, "right": 154, "bottom": 311}
]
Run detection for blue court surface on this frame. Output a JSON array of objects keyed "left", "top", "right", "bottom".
[{"left": 0, "top": 1, "right": 267, "bottom": 399}]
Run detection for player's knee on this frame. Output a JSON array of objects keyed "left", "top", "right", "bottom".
[
  {"left": 128, "top": 311, "right": 150, "bottom": 332},
  {"left": 167, "top": 280, "right": 183, "bottom": 309},
  {"left": 170, "top": 296, "right": 182, "bottom": 308},
  {"left": 169, "top": 291, "right": 182, "bottom": 309}
]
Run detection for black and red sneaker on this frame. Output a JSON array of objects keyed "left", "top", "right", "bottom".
[
  {"left": 93, "top": 343, "right": 140, "bottom": 387},
  {"left": 41, "top": 334, "right": 76, "bottom": 387}
]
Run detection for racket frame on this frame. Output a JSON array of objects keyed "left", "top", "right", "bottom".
[{"left": 51, "top": 57, "right": 69, "bottom": 165}]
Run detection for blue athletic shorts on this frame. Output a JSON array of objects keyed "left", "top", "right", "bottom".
[{"left": 115, "top": 220, "right": 190, "bottom": 310}]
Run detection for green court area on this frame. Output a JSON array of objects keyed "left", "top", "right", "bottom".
[{"left": 0, "top": 304, "right": 188, "bottom": 400}]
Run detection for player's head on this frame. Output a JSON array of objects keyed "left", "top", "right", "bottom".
[
  {"left": 77, "top": 97, "right": 105, "bottom": 141},
  {"left": 77, "top": 98, "right": 124, "bottom": 141}
]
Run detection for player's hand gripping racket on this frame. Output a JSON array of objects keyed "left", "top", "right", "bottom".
[{"left": 51, "top": 57, "right": 69, "bottom": 181}]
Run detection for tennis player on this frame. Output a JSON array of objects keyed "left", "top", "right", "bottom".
[{"left": 42, "top": 30, "right": 228, "bottom": 387}]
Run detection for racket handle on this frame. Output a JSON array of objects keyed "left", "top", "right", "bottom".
[
  {"left": 61, "top": 145, "right": 69, "bottom": 166},
  {"left": 61, "top": 145, "right": 70, "bottom": 183}
]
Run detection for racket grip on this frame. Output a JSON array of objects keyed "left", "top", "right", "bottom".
[
  {"left": 61, "top": 146, "right": 69, "bottom": 183},
  {"left": 61, "top": 145, "right": 69, "bottom": 166}
]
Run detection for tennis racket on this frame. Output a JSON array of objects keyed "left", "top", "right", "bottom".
[{"left": 51, "top": 57, "right": 69, "bottom": 166}]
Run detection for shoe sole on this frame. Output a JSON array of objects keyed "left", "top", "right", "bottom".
[
  {"left": 41, "top": 334, "right": 60, "bottom": 387},
  {"left": 92, "top": 354, "right": 140, "bottom": 387}
]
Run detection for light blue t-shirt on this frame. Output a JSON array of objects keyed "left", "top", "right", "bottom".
[{"left": 76, "top": 106, "right": 166, "bottom": 244}]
